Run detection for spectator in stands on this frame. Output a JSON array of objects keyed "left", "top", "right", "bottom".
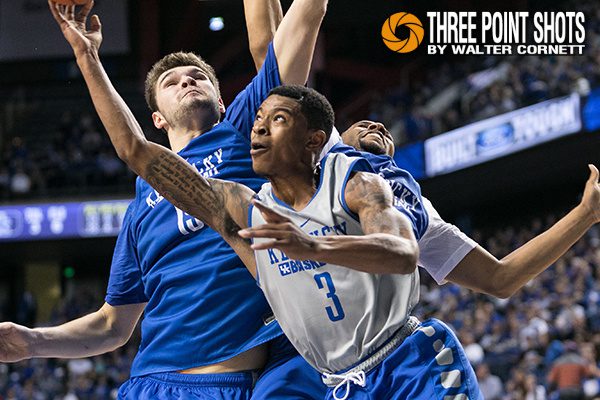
[
  {"left": 9, "top": 165, "right": 32, "bottom": 197},
  {"left": 476, "top": 363, "right": 504, "bottom": 400},
  {"left": 547, "top": 342, "right": 590, "bottom": 399}
]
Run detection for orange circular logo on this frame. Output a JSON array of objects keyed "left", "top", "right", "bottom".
[{"left": 382, "top": 12, "right": 424, "bottom": 53}]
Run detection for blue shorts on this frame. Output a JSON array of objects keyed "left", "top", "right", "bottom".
[
  {"left": 252, "top": 334, "right": 327, "bottom": 399},
  {"left": 118, "top": 371, "right": 254, "bottom": 399},
  {"left": 326, "top": 318, "right": 483, "bottom": 400}
]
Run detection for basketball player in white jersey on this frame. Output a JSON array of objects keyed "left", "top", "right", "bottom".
[{"left": 242, "top": 1, "right": 600, "bottom": 301}]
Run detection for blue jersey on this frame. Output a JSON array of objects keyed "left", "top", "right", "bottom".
[
  {"left": 105, "top": 44, "right": 283, "bottom": 377},
  {"left": 329, "top": 142, "right": 429, "bottom": 239}
]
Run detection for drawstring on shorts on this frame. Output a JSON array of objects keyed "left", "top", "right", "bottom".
[{"left": 324, "top": 370, "right": 366, "bottom": 400}]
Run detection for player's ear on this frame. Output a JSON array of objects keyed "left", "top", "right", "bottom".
[
  {"left": 218, "top": 98, "right": 226, "bottom": 114},
  {"left": 306, "top": 130, "right": 327, "bottom": 151},
  {"left": 152, "top": 111, "right": 168, "bottom": 130}
]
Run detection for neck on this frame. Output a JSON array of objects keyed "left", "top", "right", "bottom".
[
  {"left": 269, "top": 166, "right": 319, "bottom": 211},
  {"left": 167, "top": 119, "right": 217, "bottom": 153}
]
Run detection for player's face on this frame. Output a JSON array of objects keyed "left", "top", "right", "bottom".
[
  {"left": 341, "top": 120, "right": 394, "bottom": 157},
  {"left": 153, "top": 66, "right": 223, "bottom": 129},
  {"left": 251, "top": 95, "right": 313, "bottom": 176}
]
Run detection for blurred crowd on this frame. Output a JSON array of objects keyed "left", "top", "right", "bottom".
[
  {"left": 362, "top": 1, "right": 600, "bottom": 146},
  {"left": 0, "top": 111, "right": 135, "bottom": 201},
  {"left": 0, "top": 209, "right": 599, "bottom": 399}
]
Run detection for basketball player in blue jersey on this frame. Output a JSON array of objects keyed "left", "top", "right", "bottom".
[
  {"left": 76, "top": 79, "right": 484, "bottom": 399},
  {"left": 339, "top": 120, "right": 600, "bottom": 300},
  {"left": 0, "top": 1, "right": 330, "bottom": 399}
]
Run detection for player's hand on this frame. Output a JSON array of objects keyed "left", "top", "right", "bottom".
[
  {"left": 238, "top": 199, "right": 321, "bottom": 260},
  {"left": 0, "top": 322, "right": 33, "bottom": 363},
  {"left": 48, "top": 0, "right": 102, "bottom": 57},
  {"left": 580, "top": 164, "right": 600, "bottom": 224}
]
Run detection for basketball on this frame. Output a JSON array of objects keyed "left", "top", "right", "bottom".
[{"left": 51, "top": 0, "right": 89, "bottom": 5}]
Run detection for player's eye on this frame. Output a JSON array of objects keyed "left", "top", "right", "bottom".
[{"left": 274, "top": 114, "right": 286, "bottom": 122}]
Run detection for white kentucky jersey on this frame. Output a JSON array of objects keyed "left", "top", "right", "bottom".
[{"left": 250, "top": 153, "right": 422, "bottom": 374}]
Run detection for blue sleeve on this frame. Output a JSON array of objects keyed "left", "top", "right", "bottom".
[
  {"left": 105, "top": 200, "right": 148, "bottom": 306},
  {"left": 225, "top": 42, "right": 281, "bottom": 141},
  {"left": 331, "top": 146, "right": 430, "bottom": 239}
]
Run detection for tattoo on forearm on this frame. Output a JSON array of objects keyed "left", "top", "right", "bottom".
[
  {"left": 144, "top": 151, "right": 247, "bottom": 240},
  {"left": 138, "top": 148, "right": 256, "bottom": 272}
]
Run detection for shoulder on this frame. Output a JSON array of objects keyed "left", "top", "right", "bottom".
[
  {"left": 346, "top": 170, "right": 385, "bottom": 190},
  {"left": 345, "top": 171, "right": 392, "bottom": 209},
  {"left": 324, "top": 152, "right": 374, "bottom": 178}
]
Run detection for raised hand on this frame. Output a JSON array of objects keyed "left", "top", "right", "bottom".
[
  {"left": 0, "top": 322, "right": 33, "bottom": 363},
  {"left": 238, "top": 199, "right": 321, "bottom": 260},
  {"left": 580, "top": 164, "right": 600, "bottom": 224},
  {"left": 48, "top": 0, "right": 102, "bottom": 57}
]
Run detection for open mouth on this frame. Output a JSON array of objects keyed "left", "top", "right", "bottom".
[{"left": 250, "top": 142, "right": 268, "bottom": 156}]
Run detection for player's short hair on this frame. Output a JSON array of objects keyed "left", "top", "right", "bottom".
[
  {"left": 268, "top": 85, "right": 334, "bottom": 141},
  {"left": 144, "top": 52, "right": 220, "bottom": 112}
]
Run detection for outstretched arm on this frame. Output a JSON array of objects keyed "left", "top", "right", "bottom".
[
  {"left": 48, "top": 2, "right": 257, "bottom": 273},
  {"left": 272, "top": 0, "right": 327, "bottom": 85},
  {"left": 447, "top": 165, "right": 600, "bottom": 298},
  {"left": 244, "top": 0, "right": 282, "bottom": 71},
  {"left": 0, "top": 302, "right": 144, "bottom": 362},
  {"left": 239, "top": 172, "right": 419, "bottom": 274},
  {"left": 48, "top": 2, "right": 168, "bottom": 180}
]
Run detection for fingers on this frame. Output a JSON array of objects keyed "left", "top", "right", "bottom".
[
  {"left": 239, "top": 227, "right": 289, "bottom": 240},
  {"left": 76, "top": 0, "right": 94, "bottom": 24},
  {"left": 239, "top": 221, "right": 292, "bottom": 238},
  {"left": 250, "top": 240, "right": 279, "bottom": 251},
  {"left": 252, "top": 199, "right": 289, "bottom": 223},
  {"left": 588, "top": 164, "right": 599, "bottom": 185},
  {"left": 90, "top": 14, "right": 102, "bottom": 33},
  {"left": 48, "top": 1, "right": 67, "bottom": 24}
]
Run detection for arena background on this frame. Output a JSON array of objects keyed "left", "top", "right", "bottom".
[{"left": 0, "top": 0, "right": 599, "bottom": 398}]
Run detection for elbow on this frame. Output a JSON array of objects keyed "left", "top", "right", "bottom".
[
  {"left": 303, "top": 0, "right": 327, "bottom": 21},
  {"left": 484, "top": 266, "right": 518, "bottom": 299},
  {"left": 314, "top": 0, "right": 328, "bottom": 15},
  {"left": 488, "top": 285, "right": 517, "bottom": 300},
  {"left": 114, "top": 332, "right": 131, "bottom": 349},
  {"left": 249, "top": 47, "right": 267, "bottom": 72},
  {"left": 107, "top": 316, "right": 135, "bottom": 348},
  {"left": 310, "top": 3, "right": 327, "bottom": 23},
  {"left": 114, "top": 140, "right": 137, "bottom": 164},
  {"left": 114, "top": 139, "right": 146, "bottom": 174},
  {"left": 114, "top": 145, "right": 131, "bottom": 164},
  {"left": 314, "top": 2, "right": 327, "bottom": 18},
  {"left": 393, "top": 240, "right": 419, "bottom": 275},
  {"left": 104, "top": 325, "right": 133, "bottom": 351},
  {"left": 99, "top": 308, "right": 134, "bottom": 351}
]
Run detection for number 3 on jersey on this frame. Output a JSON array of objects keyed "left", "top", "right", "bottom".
[{"left": 314, "top": 272, "right": 345, "bottom": 322}]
